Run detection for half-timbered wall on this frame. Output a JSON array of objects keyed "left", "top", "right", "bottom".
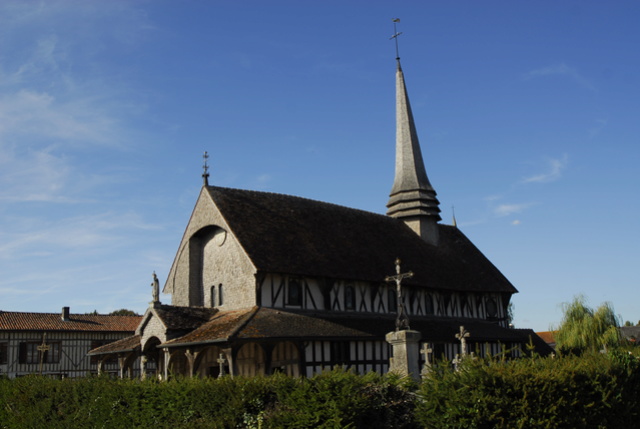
[
  {"left": 303, "top": 340, "right": 390, "bottom": 377},
  {"left": 260, "top": 274, "right": 325, "bottom": 310},
  {"left": 260, "top": 274, "right": 508, "bottom": 326},
  {"left": 0, "top": 331, "right": 138, "bottom": 378}
]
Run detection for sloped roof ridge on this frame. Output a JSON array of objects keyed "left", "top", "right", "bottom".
[{"left": 207, "top": 185, "right": 389, "bottom": 219}]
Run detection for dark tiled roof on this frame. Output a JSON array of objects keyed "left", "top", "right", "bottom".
[
  {"left": 88, "top": 335, "right": 142, "bottom": 356},
  {"left": 153, "top": 305, "right": 219, "bottom": 331},
  {"left": 0, "top": 311, "right": 141, "bottom": 332},
  {"left": 162, "top": 308, "right": 256, "bottom": 347},
  {"left": 208, "top": 186, "right": 516, "bottom": 294},
  {"left": 162, "top": 307, "right": 532, "bottom": 348}
]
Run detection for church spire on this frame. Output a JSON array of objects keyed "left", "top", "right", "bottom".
[{"left": 386, "top": 31, "right": 441, "bottom": 245}]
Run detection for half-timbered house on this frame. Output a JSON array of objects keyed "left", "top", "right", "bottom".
[
  {"left": 89, "top": 59, "right": 550, "bottom": 379},
  {"left": 0, "top": 307, "right": 140, "bottom": 378}
]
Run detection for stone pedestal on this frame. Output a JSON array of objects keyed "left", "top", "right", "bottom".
[{"left": 386, "top": 330, "right": 422, "bottom": 382}]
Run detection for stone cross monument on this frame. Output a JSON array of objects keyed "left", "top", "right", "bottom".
[
  {"left": 455, "top": 325, "right": 470, "bottom": 357},
  {"left": 420, "top": 343, "right": 433, "bottom": 378},
  {"left": 385, "top": 258, "right": 413, "bottom": 331},
  {"left": 385, "top": 257, "right": 421, "bottom": 381}
]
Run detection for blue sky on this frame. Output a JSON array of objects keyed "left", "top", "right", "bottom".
[{"left": 0, "top": 1, "right": 638, "bottom": 332}]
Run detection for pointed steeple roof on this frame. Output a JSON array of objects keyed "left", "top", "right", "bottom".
[{"left": 386, "top": 60, "right": 441, "bottom": 244}]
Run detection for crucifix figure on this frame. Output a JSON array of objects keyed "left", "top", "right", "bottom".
[
  {"left": 385, "top": 257, "right": 413, "bottom": 331},
  {"left": 455, "top": 325, "right": 470, "bottom": 357},
  {"left": 37, "top": 333, "right": 51, "bottom": 375},
  {"left": 217, "top": 353, "right": 226, "bottom": 378}
]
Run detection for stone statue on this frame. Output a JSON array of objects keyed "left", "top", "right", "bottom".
[{"left": 151, "top": 272, "right": 159, "bottom": 303}]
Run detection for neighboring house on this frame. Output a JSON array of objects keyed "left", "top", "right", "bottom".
[
  {"left": 0, "top": 307, "right": 141, "bottom": 378},
  {"left": 620, "top": 326, "right": 640, "bottom": 344},
  {"left": 535, "top": 331, "right": 557, "bottom": 350},
  {"left": 89, "top": 59, "right": 551, "bottom": 379}
]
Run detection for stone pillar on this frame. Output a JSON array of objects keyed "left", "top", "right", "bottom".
[
  {"left": 163, "top": 349, "right": 170, "bottom": 381},
  {"left": 140, "top": 355, "right": 147, "bottom": 380},
  {"left": 222, "top": 347, "right": 234, "bottom": 377},
  {"left": 386, "top": 330, "right": 422, "bottom": 382}
]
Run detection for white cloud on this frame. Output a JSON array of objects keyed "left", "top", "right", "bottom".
[
  {"left": 523, "top": 155, "right": 568, "bottom": 184},
  {"left": 0, "top": 211, "right": 161, "bottom": 260},
  {"left": 588, "top": 118, "right": 608, "bottom": 138},
  {"left": 494, "top": 203, "right": 533, "bottom": 217},
  {"left": 523, "top": 63, "right": 596, "bottom": 91}
]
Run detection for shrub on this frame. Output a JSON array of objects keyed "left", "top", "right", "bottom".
[{"left": 415, "top": 351, "right": 640, "bottom": 428}]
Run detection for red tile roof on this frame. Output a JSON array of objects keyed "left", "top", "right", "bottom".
[
  {"left": 535, "top": 331, "right": 556, "bottom": 344},
  {"left": 0, "top": 311, "right": 141, "bottom": 332}
]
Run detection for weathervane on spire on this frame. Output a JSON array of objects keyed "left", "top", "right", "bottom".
[
  {"left": 390, "top": 18, "right": 402, "bottom": 61},
  {"left": 202, "top": 151, "right": 210, "bottom": 186}
]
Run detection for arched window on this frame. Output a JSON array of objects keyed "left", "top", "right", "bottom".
[
  {"left": 288, "top": 279, "right": 302, "bottom": 306},
  {"left": 344, "top": 285, "right": 355, "bottom": 310},
  {"left": 218, "top": 284, "right": 224, "bottom": 306},
  {"left": 210, "top": 285, "right": 216, "bottom": 307}
]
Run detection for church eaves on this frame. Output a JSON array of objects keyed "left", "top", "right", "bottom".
[{"left": 386, "top": 60, "right": 441, "bottom": 245}]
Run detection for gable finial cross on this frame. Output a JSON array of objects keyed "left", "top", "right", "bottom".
[
  {"left": 202, "top": 151, "right": 210, "bottom": 186},
  {"left": 385, "top": 257, "right": 413, "bottom": 331},
  {"left": 390, "top": 18, "right": 403, "bottom": 61}
]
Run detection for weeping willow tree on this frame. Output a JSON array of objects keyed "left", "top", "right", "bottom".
[{"left": 554, "top": 295, "right": 622, "bottom": 354}]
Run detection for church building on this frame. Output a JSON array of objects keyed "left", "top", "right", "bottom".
[{"left": 89, "top": 58, "right": 548, "bottom": 379}]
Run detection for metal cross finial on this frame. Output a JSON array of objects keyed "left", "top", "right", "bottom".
[
  {"left": 390, "top": 18, "right": 403, "bottom": 61},
  {"left": 202, "top": 151, "right": 210, "bottom": 186},
  {"left": 385, "top": 257, "right": 413, "bottom": 331}
]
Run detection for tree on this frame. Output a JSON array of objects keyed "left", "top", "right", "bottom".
[
  {"left": 109, "top": 309, "right": 139, "bottom": 316},
  {"left": 554, "top": 295, "right": 621, "bottom": 354}
]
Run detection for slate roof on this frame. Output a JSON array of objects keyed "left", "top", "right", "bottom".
[
  {"left": 0, "top": 311, "right": 141, "bottom": 332},
  {"left": 162, "top": 307, "right": 532, "bottom": 348},
  {"left": 88, "top": 335, "right": 142, "bottom": 356},
  {"left": 208, "top": 186, "right": 517, "bottom": 294}
]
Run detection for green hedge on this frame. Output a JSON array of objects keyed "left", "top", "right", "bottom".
[
  {"left": 415, "top": 350, "right": 640, "bottom": 428},
  {"left": 1, "top": 352, "right": 638, "bottom": 428},
  {"left": 0, "top": 369, "right": 416, "bottom": 429}
]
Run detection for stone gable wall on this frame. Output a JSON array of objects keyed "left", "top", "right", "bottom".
[{"left": 166, "top": 189, "right": 257, "bottom": 310}]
